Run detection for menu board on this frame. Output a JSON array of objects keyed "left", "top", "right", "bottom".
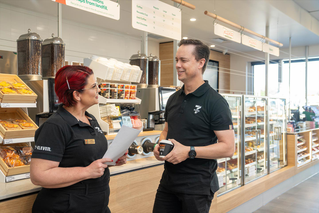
[
  {"left": 52, "top": 0, "right": 120, "bottom": 20},
  {"left": 242, "top": 34, "right": 263, "bottom": 51},
  {"left": 214, "top": 23, "right": 241, "bottom": 43},
  {"left": 132, "top": 0, "right": 181, "bottom": 40},
  {"left": 263, "top": 43, "right": 280, "bottom": 57}
]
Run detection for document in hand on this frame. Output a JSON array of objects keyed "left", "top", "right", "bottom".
[{"left": 103, "top": 125, "right": 142, "bottom": 165}]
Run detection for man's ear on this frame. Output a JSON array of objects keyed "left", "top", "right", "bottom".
[{"left": 198, "top": 58, "right": 206, "bottom": 70}]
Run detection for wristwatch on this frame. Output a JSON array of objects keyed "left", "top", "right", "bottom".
[{"left": 189, "top": 146, "right": 196, "bottom": 159}]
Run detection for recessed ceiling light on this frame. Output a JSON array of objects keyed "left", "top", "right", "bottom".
[
  {"left": 183, "top": 37, "right": 188, "bottom": 39},
  {"left": 190, "top": 18, "right": 196, "bottom": 22},
  {"left": 210, "top": 44, "right": 215, "bottom": 48}
]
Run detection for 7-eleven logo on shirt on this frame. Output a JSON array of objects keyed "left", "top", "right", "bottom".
[{"left": 194, "top": 105, "right": 202, "bottom": 114}]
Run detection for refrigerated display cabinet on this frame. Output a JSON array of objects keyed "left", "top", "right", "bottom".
[
  {"left": 268, "top": 97, "right": 287, "bottom": 172},
  {"left": 217, "top": 94, "right": 242, "bottom": 194}
]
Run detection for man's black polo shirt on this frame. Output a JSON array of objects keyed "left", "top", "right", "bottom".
[
  {"left": 160, "top": 81, "right": 233, "bottom": 195},
  {"left": 32, "top": 104, "right": 109, "bottom": 186}
]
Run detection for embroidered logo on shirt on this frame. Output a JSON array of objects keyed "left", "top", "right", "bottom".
[
  {"left": 95, "top": 127, "right": 103, "bottom": 134},
  {"left": 194, "top": 105, "right": 202, "bottom": 114},
  {"left": 35, "top": 146, "right": 51, "bottom": 152}
]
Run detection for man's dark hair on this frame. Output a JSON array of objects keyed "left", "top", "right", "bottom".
[{"left": 178, "top": 39, "right": 210, "bottom": 73}]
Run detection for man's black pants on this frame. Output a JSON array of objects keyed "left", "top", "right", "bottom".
[{"left": 153, "top": 185, "right": 214, "bottom": 213}]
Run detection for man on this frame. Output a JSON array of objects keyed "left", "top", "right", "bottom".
[{"left": 153, "top": 39, "right": 235, "bottom": 213}]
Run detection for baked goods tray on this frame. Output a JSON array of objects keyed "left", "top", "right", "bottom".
[
  {"left": 0, "top": 74, "right": 37, "bottom": 104},
  {"left": 0, "top": 108, "right": 38, "bottom": 141},
  {"left": 0, "top": 157, "right": 30, "bottom": 176}
]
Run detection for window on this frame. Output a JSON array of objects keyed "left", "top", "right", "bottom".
[{"left": 308, "top": 60, "right": 319, "bottom": 106}]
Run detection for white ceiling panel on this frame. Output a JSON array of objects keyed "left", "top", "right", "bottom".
[{"left": 0, "top": 0, "right": 318, "bottom": 52}]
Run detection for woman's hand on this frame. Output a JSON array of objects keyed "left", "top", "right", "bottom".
[
  {"left": 86, "top": 158, "right": 112, "bottom": 179},
  {"left": 115, "top": 152, "right": 128, "bottom": 166}
]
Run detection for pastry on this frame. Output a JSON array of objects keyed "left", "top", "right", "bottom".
[
  {"left": 0, "top": 81, "right": 12, "bottom": 88},
  {"left": 3, "top": 123, "right": 21, "bottom": 130},
  {"left": 17, "top": 88, "right": 33, "bottom": 94},
  {"left": 1, "top": 88, "right": 17, "bottom": 94},
  {"left": 12, "top": 82, "right": 27, "bottom": 89},
  {"left": 19, "top": 122, "right": 35, "bottom": 129}
]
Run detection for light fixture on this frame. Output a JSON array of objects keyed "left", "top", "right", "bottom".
[
  {"left": 210, "top": 44, "right": 215, "bottom": 48},
  {"left": 190, "top": 18, "right": 196, "bottom": 22},
  {"left": 204, "top": 11, "right": 283, "bottom": 47},
  {"left": 171, "top": 0, "right": 196, "bottom": 10},
  {"left": 183, "top": 37, "right": 188, "bottom": 39}
]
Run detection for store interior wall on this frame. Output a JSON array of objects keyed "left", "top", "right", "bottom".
[
  {"left": 0, "top": 2, "right": 159, "bottom": 65},
  {"left": 229, "top": 44, "right": 319, "bottom": 95}
]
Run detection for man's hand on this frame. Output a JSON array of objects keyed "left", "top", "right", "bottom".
[
  {"left": 153, "top": 144, "right": 165, "bottom": 161},
  {"left": 163, "top": 139, "right": 189, "bottom": 164}
]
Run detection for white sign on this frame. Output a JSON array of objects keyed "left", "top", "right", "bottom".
[
  {"left": 263, "top": 43, "right": 280, "bottom": 57},
  {"left": 214, "top": 23, "right": 241, "bottom": 43},
  {"left": 52, "top": 0, "right": 120, "bottom": 20},
  {"left": 132, "top": 0, "right": 181, "bottom": 40},
  {"left": 218, "top": 174, "right": 224, "bottom": 188},
  {"left": 242, "top": 34, "right": 263, "bottom": 51}
]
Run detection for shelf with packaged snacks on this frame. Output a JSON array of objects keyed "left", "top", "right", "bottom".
[
  {"left": 245, "top": 162, "right": 257, "bottom": 168},
  {"left": 297, "top": 159, "right": 311, "bottom": 167},
  {"left": 297, "top": 153, "right": 311, "bottom": 161},
  {"left": 297, "top": 147, "right": 308, "bottom": 153},
  {"left": 245, "top": 123, "right": 257, "bottom": 128},
  {"left": 312, "top": 143, "right": 319, "bottom": 148},
  {"left": 0, "top": 108, "right": 38, "bottom": 142},
  {"left": 98, "top": 95, "right": 141, "bottom": 105},
  {"left": 0, "top": 74, "right": 37, "bottom": 104},
  {"left": 0, "top": 144, "right": 32, "bottom": 177}
]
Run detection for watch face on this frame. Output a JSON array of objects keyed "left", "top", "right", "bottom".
[{"left": 189, "top": 150, "right": 196, "bottom": 159}]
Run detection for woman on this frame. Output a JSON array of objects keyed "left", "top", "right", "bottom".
[{"left": 31, "top": 65, "right": 126, "bottom": 213}]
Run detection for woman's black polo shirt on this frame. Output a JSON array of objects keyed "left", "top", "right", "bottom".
[
  {"left": 160, "top": 81, "right": 233, "bottom": 195},
  {"left": 32, "top": 104, "right": 109, "bottom": 186}
]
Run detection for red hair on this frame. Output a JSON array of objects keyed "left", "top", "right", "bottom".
[{"left": 55, "top": 65, "right": 93, "bottom": 107}]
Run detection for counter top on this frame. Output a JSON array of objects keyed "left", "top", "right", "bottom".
[
  {"left": 287, "top": 128, "right": 319, "bottom": 134},
  {"left": 0, "top": 177, "right": 41, "bottom": 201},
  {"left": 106, "top": 130, "right": 162, "bottom": 140},
  {"left": 0, "top": 156, "right": 164, "bottom": 201}
]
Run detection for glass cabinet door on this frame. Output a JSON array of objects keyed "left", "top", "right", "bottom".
[
  {"left": 244, "top": 96, "right": 267, "bottom": 183},
  {"left": 217, "top": 95, "right": 242, "bottom": 194},
  {"left": 268, "top": 98, "right": 287, "bottom": 172}
]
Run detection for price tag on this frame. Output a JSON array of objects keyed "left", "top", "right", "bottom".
[
  {"left": 5, "top": 173, "right": 30, "bottom": 182},
  {"left": 218, "top": 175, "right": 224, "bottom": 188},
  {"left": 4, "top": 139, "right": 14, "bottom": 144},
  {"left": 1, "top": 103, "right": 10, "bottom": 108},
  {"left": 248, "top": 166, "right": 256, "bottom": 177}
]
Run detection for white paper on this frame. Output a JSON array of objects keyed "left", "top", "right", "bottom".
[{"left": 103, "top": 125, "right": 142, "bottom": 165}]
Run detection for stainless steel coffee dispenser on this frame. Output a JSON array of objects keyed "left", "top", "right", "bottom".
[
  {"left": 148, "top": 54, "right": 160, "bottom": 86},
  {"left": 17, "top": 29, "right": 42, "bottom": 81},
  {"left": 129, "top": 51, "right": 148, "bottom": 86},
  {"left": 42, "top": 34, "right": 65, "bottom": 79}
]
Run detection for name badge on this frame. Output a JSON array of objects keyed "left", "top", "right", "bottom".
[{"left": 84, "top": 139, "right": 95, "bottom": 145}]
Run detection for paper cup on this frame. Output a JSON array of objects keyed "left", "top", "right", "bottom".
[{"left": 159, "top": 140, "right": 174, "bottom": 158}]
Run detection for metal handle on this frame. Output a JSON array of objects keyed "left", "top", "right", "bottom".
[{"left": 274, "top": 126, "right": 282, "bottom": 140}]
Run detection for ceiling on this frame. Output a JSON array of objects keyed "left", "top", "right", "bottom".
[
  {"left": 0, "top": 0, "right": 319, "bottom": 54},
  {"left": 294, "top": 0, "right": 319, "bottom": 21}
]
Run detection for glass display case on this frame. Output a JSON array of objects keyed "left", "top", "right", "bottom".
[
  {"left": 215, "top": 95, "right": 288, "bottom": 194},
  {"left": 268, "top": 98, "right": 287, "bottom": 172},
  {"left": 243, "top": 96, "right": 267, "bottom": 183},
  {"left": 217, "top": 94, "right": 242, "bottom": 194}
]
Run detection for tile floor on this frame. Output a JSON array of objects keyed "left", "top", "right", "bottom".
[{"left": 254, "top": 173, "right": 319, "bottom": 213}]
